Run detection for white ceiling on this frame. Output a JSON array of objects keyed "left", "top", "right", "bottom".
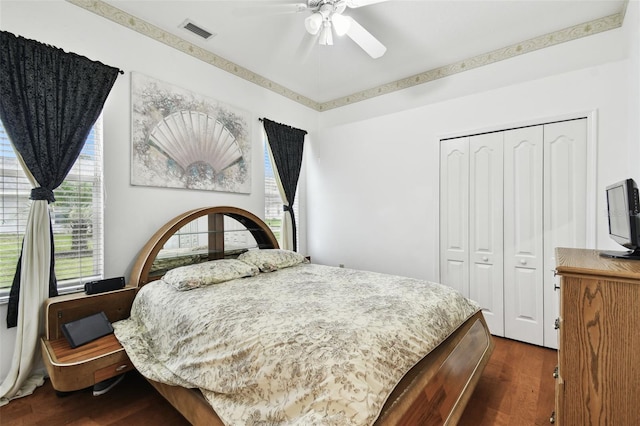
[{"left": 85, "top": 0, "right": 627, "bottom": 109}]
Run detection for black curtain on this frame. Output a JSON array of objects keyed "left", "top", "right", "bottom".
[
  {"left": 262, "top": 118, "right": 307, "bottom": 252},
  {"left": 0, "top": 31, "right": 121, "bottom": 328}
]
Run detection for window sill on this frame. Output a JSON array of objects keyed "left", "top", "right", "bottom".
[{"left": 0, "top": 281, "right": 93, "bottom": 305}]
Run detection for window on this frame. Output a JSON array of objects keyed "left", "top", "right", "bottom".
[
  {"left": 0, "top": 119, "right": 104, "bottom": 300},
  {"left": 264, "top": 139, "right": 298, "bottom": 246}
]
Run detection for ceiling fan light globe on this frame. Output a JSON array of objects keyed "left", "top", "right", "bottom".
[
  {"left": 304, "top": 13, "right": 323, "bottom": 35},
  {"left": 331, "top": 13, "right": 351, "bottom": 36}
]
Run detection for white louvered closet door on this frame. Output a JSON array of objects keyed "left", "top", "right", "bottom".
[
  {"left": 439, "top": 137, "right": 470, "bottom": 298},
  {"left": 469, "top": 132, "right": 504, "bottom": 336},
  {"left": 503, "top": 126, "right": 545, "bottom": 346},
  {"left": 542, "top": 119, "right": 588, "bottom": 349}
]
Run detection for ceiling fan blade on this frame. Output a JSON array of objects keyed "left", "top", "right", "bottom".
[
  {"left": 345, "top": 16, "right": 386, "bottom": 58},
  {"left": 345, "top": 0, "right": 389, "bottom": 8}
]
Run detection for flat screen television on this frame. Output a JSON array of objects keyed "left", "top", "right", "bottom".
[{"left": 601, "top": 178, "right": 640, "bottom": 260}]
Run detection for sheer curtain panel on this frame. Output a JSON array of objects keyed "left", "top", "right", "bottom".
[{"left": 0, "top": 31, "right": 120, "bottom": 405}]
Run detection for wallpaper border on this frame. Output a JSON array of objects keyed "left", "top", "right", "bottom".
[{"left": 67, "top": 0, "right": 625, "bottom": 112}]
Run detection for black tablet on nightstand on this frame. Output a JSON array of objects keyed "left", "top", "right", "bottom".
[{"left": 61, "top": 311, "right": 114, "bottom": 348}]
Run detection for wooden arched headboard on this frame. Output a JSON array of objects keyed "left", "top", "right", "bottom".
[{"left": 129, "top": 206, "right": 279, "bottom": 288}]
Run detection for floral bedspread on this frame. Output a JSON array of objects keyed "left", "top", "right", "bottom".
[{"left": 113, "top": 263, "right": 479, "bottom": 426}]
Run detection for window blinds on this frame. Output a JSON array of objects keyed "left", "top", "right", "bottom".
[{"left": 0, "top": 119, "right": 104, "bottom": 296}]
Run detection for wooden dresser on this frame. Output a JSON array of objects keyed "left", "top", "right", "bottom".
[{"left": 554, "top": 248, "right": 640, "bottom": 425}]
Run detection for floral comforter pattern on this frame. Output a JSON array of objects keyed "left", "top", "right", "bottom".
[{"left": 113, "top": 263, "right": 479, "bottom": 426}]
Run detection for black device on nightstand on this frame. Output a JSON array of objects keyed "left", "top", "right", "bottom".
[
  {"left": 84, "top": 276, "right": 125, "bottom": 294},
  {"left": 61, "top": 311, "right": 114, "bottom": 348}
]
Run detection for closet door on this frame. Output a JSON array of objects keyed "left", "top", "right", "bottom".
[
  {"left": 469, "top": 133, "right": 504, "bottom": 336},
  {"left": 504, "top": 126, "right": 544, "bottom": 345},
  {"left": 542, "top": 118, "right": 588, "bottom": 349},
  {"left": 440, "top": 137, "right": 469, "bottom": 297}
]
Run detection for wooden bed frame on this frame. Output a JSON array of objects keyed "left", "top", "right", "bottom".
[{"left": 127, "top": 206, "right": 494, "bottom": 426}]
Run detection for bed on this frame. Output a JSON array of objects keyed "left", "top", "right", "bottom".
[{"left": 116, "top": 206, "right": 494, "bottom": 425}]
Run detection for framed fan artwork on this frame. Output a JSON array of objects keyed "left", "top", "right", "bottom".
[{"left": 130, "top": 72, "right": 251, "bottom": 193}]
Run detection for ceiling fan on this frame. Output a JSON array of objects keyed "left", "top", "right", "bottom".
[{"left": 301, "top": 0, "right": 388, "bottom": 58}]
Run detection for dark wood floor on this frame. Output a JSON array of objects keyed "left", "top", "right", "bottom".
[
  {"left": 458, "top": 336, "right": 557, "bottom": 426},
  {"left": 0, "top": 336, "right": 556, "bottom": 425}
]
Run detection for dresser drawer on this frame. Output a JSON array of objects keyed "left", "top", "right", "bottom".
[{"left": 94, "top": 357, "right": 134, "bottom": 383}]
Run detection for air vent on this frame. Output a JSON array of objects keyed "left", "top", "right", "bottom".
[{"left": 181, "top": 20, "right": 216, "bottom": 40}]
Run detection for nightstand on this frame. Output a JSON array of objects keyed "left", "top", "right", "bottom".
[{"left": 40, "top": 287, "right": 136, "bottom": 392}]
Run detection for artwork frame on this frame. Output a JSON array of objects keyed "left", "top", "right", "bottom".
[{"left": 131, "top": 72, "right": 251, "bottom": 193}]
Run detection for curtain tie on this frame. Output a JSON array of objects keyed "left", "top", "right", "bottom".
[
  {"left": 30, "top": 187, "right": 56, "bottom": 203},
  {"left": 283, "top": 204, "right": 293, "bottom": 212}
]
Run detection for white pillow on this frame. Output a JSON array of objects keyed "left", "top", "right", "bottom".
[
  {"left": 162, "top": 259, "right": 259, "bottom": 291},
  {"left": 238, "top": 249, "right": 308, "bottom": 272}
]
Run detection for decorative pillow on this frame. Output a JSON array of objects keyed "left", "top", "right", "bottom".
[
  {"left": 238, "top": 249, "right": 308, "bottom": 272},
  {"left": 162, "top": 259, "right": 259, "bottom": 291}
]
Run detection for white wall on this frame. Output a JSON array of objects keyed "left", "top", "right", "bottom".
[
  {"left": 307, "top": 13, "right": 638, "bottom": 280},
  {"left": 0, "top": 0, "right": 317, "bottom": 382},
  {"left": 626, "top": 1, "right": 640, "bottom": 167}
]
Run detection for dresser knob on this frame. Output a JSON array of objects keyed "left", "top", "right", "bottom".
[
  {"left": 115, "top": 364, "right": 129, "bottom": 372},
  {"left": 482, "top": 256, "right": 489, "bottom": 262},
  {"left": 520, "top": 259, "right": 527, "bottom": 265}
]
